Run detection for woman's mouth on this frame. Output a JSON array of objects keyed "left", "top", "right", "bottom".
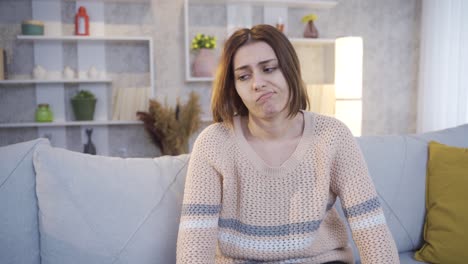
[{"left": 256, "top": 92, "right": 274, "bottom": 103}]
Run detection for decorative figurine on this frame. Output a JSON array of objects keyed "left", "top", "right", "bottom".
[
  {"left": 75, "top": 6, "right": 90, "bottom": 36},
  {"left": 83, "top": 128, "right": 96, "bottom": 155}
]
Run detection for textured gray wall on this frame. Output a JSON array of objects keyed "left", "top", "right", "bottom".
[{"left": 0, "top": 0, "right": 421, "bottom": 156}]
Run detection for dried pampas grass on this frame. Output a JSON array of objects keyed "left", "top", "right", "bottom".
[{"left": 137, "top": 91, "right": 202, "bottom": 155}]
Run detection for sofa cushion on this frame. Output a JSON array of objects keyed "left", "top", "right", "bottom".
[
  {"left": 0, "top": 138, "right": 49, "bottom": 264},
  {"left": 352, "top": 123, "right": 468, "bottom": 258},
  {"left": 33, "top": 144, "right": 189, "bottom": 264},
  {"left": 414, "top": 141, "right": 468, "bottom": 263},
  {"left": 356, "top": 135, "right": 428, "bottom": 254}
]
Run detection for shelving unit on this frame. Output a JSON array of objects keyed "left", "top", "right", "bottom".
[
  {"left": 183, "top": 0, "right": 363, "bottom": 135},
  {"left": 0, "top": 79, "right": 112, "bottom": 84},
  {"left": 0, "top": 0, "right": 155, "bottom": 155},
  {"left": 184, "top": 0, "right": 338, "bottom": 82}
]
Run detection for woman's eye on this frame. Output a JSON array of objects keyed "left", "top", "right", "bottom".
[
  {"left": 264, "top": 66, "right": 277, "bottom": 73},
  {"left": 237, "top": 74, "right": 250, "bottom": 81}
]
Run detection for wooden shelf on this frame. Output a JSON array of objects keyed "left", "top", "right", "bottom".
[
  {"left": 0, "top": 120, "right": 143, "bottom": 128},
  {"left": 0, "top": 79, "right": 112, "bottom": 84}
]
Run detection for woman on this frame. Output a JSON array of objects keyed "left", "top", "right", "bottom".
[{"left": 177, "top": 24, "right": 399, "bottom": 264}]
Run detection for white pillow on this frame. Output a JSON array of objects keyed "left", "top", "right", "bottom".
[
  {"left": 33, "top": 144, "right": 189, "bottom": 264},
  {"left": 0, "top": 138, "right": 48, "bottom": 264}
]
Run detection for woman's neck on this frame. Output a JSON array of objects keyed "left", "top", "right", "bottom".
[{"left": 243, "top": 111, "right": 304, "bottom": 141}]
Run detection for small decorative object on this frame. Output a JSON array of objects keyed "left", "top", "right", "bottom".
[
  {"left": 33, "top": 65, "right": 46, "bottom": 79},
  {"left": 21, "top": 20, "right": 44, "bottom": 35},
  {"left": 276, "top": 17, "right": 285, "bottom": 33},
  {"left": 83, "top": 128, "right": 97, "bottom": 155},
  {"left": 63, "top": 66, "right": 75, "bottom": 79},
  {"left": 301, "top": 13, "right": 319, "bottom": 38},
  {"left": 191, "top": 33, "right": 217, "bottom": 77},
  {"left": 35, "top": 103, "right": 53, "bottom": 122},
  {"left": 137, "top": 91, "right": 202, "bottom": 156},
  {"left": 87, "top": 66, "right": 98, "bottom": 79},
  {"left": 75, "top": 6, "right": 90, "bottom": 36},
  {"left": 71, "top": 90, "right": 97, "bottom": 121}
]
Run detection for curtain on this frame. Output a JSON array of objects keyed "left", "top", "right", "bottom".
[{"left": 417, "top": 0, "right": 468, "bottom": 133}]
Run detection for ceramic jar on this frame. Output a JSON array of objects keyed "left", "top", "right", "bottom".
[{"left": 35, "top": 103, "right": 53, "bottom": 122}]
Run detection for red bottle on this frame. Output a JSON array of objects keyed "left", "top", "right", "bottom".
[{"left": 75, "top": 6, "right": 89, "bottom": 36}]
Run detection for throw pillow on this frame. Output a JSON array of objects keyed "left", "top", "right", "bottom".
[
  {"left": 414, "top": 141, "right": 468, "bottom": 263},
  {"left": 0, "top": 138, "right": 49, "bottom": 264},
  {"left": 33, "top": 144, "right": 189, "bottom": 264}
]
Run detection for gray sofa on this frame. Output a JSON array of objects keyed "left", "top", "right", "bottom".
[{"left": 1, "top": 124, "right": 467, "bottom": 264}]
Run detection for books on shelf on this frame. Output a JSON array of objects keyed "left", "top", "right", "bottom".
[
  {"left": 112, "top": 86, "right": 149, "bottom": 121},
  {"left": 0, "top": 48, "right": 7, "bottom": 80}
]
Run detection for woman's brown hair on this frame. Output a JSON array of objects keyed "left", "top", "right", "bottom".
[{"left": 211, "top": 24, "right": 309, "bottom": 124}]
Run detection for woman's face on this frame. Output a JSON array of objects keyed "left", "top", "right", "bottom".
[{"left": 233, "top": 41, "right": 290, "bottom": 120}]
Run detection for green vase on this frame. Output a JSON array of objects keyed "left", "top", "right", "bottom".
[
  {"left": 35, "top": 103, "right": 53, "bottom": 122},
  {"left": 71, "top": 98, "right": 97, "bottom": 121}
]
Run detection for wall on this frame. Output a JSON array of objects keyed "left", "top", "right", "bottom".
[{"left": 0, "top": 0, "right": 421, "bottom": 156}]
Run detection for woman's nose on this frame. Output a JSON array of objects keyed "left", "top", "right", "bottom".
[{"left": 252, "top": 74, "right": 266, "bottom": 91}]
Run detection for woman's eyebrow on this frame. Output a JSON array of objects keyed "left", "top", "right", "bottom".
[{"left": 234, "top": 58, "right": 277, "bottom": 72}]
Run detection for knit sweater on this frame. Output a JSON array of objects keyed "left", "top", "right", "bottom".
[{"left": 177, "top": 111, "right": 399, "bottom": 264}]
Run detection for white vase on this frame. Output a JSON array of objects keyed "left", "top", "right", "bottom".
[
  {"left": 63, "top": 66, "right": 75, "bottom": 79},
  {"left": 33, "top": 65, "right": 46, "bottom": 79}
]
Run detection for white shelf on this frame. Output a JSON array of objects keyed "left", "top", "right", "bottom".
[
  {"left": 186, "top": 77, "right": 215, "bottom": 82},
  {"left": 189, "top": 0, "right": 337, "bottom": 9},
  {"left": 17, "top": 35, "right": 152, "bottom": 42},
  {"left": 289, "top": 38, "right": 336, "bottom": 45},
  {"left": 0, "top": 120, "right": 143, "bottom": 128},
  {"left": 0, "top": 79, "right": 112, "bottom": 84},
  {"left": 184, "top": 0, "right": 339, "bottom": 82}
]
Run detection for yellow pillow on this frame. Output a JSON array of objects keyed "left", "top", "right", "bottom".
[{"left": 415, "top": 141, "right": 468, "bottom": 263}]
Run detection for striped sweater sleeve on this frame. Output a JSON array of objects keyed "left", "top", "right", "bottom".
[
  {"left": 330, "top": 122, "right": 400, "bottom": 264},
  {"left": 176, "top": 128, "right": 222, "bottom": 264}
]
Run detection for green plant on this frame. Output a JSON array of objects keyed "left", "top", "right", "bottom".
[
  {"left": 301, "top": 13, "right": 318, "bottom": 23},
  {"left": 191, "top": 33, "right": 217, "bottom": 51},
  {"left": 71, "top": 90, "right": 97, "bottom": 121},
  {"left": 72, "top": 90, "right": 95, "bottom": 100},
  {"left": 137, "top": 91, "right": 202, "bottom": 155}
]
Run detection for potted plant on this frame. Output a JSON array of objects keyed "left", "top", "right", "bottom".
[
  {"left": 191, "top": 33, "right": 217, "bottom": 77},
  {"left": 301, "top": 13, "right": 319, "bottom": 38},
  {"left": 71, "top": 90, "right": 97, "bottom": 121}
]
